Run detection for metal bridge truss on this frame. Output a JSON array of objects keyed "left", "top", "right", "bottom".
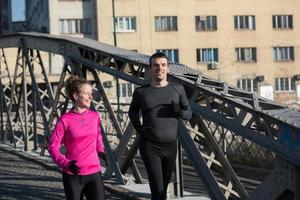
[{"left": 0, "top": 33, "right": 300, "bottom": 199}]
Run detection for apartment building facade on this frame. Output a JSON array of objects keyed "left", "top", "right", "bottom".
[
  {"left": 25, "top": 0, "right": 97, "bottom": 75},
  {"left": 2, "top": 0, "right": 300, "bottom": 106},
  {"left": 97, "top": 0, "right": 300, "bottom": 106},
  {"left": 26, "top": 0, "right": 97, "bottom": 38}
]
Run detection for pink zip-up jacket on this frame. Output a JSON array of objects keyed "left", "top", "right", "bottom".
[{"left": 48, "top": 109, "right": 105, "bottom": 175}]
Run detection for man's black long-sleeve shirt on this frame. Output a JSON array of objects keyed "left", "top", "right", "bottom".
[{"left": 128, "top": 83, "right": 192, "bottom": 142}]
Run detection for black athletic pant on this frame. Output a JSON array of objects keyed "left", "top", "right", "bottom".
[
  {"left": 62, "top": 171, "right": 104, "bottom": 200},
  {"left": 139, "top": 139, "right": 177, "bottom": 200}
]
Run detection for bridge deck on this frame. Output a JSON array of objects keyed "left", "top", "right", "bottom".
[{"left": 0, "top": 144, "right": 210, "bottom": 200}]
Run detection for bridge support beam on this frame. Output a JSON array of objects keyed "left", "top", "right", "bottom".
[{"left": 247, "top": 158, "right": 300, "bottom": 200}]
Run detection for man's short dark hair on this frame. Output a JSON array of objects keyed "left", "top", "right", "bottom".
[{"left": 149, "top": 52, "right": 169, "bottom": 66}]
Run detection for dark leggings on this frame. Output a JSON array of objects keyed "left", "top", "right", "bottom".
[
  {"left": 62, "top": 171, "right": 104, "bottom": 200},
  {"left": 139, "top": 139, "right": 177, "bottom": 200}
]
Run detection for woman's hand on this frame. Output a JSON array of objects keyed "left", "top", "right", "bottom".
[
  {"left": 69, "top": 160, "right": 80, "bottom": 175},
  {"left": 98, "top": 152, "right": 109, "bottom": 166}
]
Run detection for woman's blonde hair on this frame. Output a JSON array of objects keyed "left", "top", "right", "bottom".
[{"left": 65, "top": 75, "right": 91, "bottom": 101}]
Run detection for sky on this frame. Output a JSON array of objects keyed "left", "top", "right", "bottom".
[{"left": 11, "top": 0, "right": 26, "bottom": 22}]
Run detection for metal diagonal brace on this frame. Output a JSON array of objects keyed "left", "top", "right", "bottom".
[
  {"left": 101, "top": 123, "right": 125, "bottom": 184},
  {"left": 178, "top": 121, "right": 226, "bottom": 200},
  {"left": 190, "top": 102, "right": 300, "bottom": 166}
]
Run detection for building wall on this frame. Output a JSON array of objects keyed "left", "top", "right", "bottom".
[
  {"left": 3, "top": 0, "right": 300, "bottom": 106},
  {"left": 25, "top": 0, "right": 98, "bottom": 76},
  {"left": 97, "top": 0, "right": 300, "bottom": 106},
  {"left": 48, "top": 0, "right": 97, "bottom": 39},
  {"left": 26, "top": 0, "right": 97, "bottom": 37},
  {"left": 0, "top": 0, "right": 12, "bottom": 34},
  {"left": 26, "top": 0, "right": 49, "bottom": 32}
]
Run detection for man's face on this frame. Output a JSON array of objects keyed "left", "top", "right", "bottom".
[{"left": 150, "top": 57, "right": 169, "bottom": 82}]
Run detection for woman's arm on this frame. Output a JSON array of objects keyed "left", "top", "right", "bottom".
[{"left": 48, "top": 118, "right": 71, "bottom": 171}]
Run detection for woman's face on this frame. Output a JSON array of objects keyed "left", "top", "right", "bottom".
[{"left": 73, "top": 84, "right": 93, "bottom": 108}]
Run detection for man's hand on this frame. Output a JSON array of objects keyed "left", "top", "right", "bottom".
[
  {"left": 171, "top": 101, "right": 182, "bottom": 116},
  {"left": 69, "top": 160, "right": 80, "bottom": 175},
  {"left": 136, "top": 126, "right": 145, "bottom": 134},
  {"left": 99, "top": 152, "right": 109, "bottom": 166}
]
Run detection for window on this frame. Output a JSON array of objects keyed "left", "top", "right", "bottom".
[
  {"left": 272, "top": 15, "right": 293, "bottom": 29},
  {"left": 237, "top": 78, "right": 258, "bottom": 92},
  {"left": 114, "top": 16, "right": 136, "bottom": 32},
  {"left": 155, "top": 16, "right": 177, "bottom": 31},
  {"left": 156, "top": 49, "right": 179, "bottom": 62},
  {"left": 234, "top": 15, "right": 255, "bottom": 30},
  {"left": 196, "top": 48, "right": 218, "bottom": 63},
  {"left": 273, "top": 47, "right": 294, "bottom": 61},
  {"left": 195, "top": 16, "right": 217, "bottom": 31},
  {"left": 59, "top": 18, "right": 91, "bottom": 34},
  {"left": 275, "top": 77, "right": 295, "bottom": 91},
  {"left": 235, "top": 47, "right": 257, "bottom": 62},
  {"left": 119, "top": 83, "right": 138, "bottom": 98}
]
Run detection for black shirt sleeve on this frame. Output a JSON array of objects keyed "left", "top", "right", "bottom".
[
  {"left": 178, "top": 85, "right": 193, "bottom": 121},
  {"left": 128, "top": 88, "right": 143, "bottom": 132}
]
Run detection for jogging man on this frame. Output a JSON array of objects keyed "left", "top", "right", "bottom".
[{"left": 129, "top": 52, "right": 192, "bottom": 200}]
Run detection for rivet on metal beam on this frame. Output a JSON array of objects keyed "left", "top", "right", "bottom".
[{"left": 264, "top": 110, "right": 269, "bottom": 114}]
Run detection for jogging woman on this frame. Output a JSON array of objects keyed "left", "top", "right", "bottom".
[{"left": 48, "top": 75, "right": 107, "bottom": 200}]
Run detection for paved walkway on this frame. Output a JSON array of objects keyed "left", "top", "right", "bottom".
[
  {"left": 0, "top": 144, "right": 211, "bottom": 200},
  {"left": 0, "top": 146, "right": 122, "bottom": 200}
]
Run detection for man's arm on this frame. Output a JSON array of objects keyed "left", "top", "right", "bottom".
[
  {"left": 128, "top": 89, "right": 143, "bottom": 133},
  {"left": 178, "top": 85, "right": 192, "bottom": 120}
]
